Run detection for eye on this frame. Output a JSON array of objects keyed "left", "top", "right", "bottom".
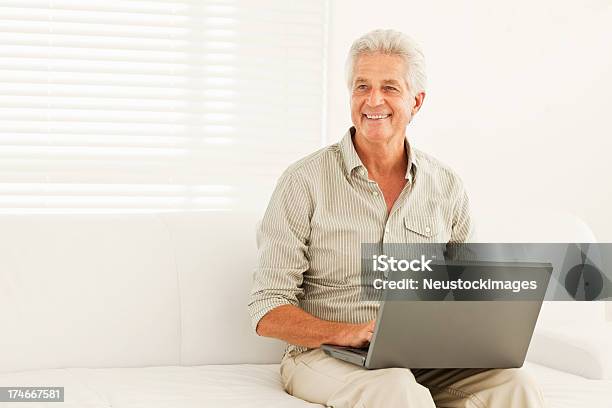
[
  {"left": 384, "top": 86, "right": 399, "bottom": 92},
  {"left": 355, "top": 84, "right": 368, "bottom": 90}
]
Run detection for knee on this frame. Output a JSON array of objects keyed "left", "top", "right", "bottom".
[
  {"left": 504, "top": 369, "right": 537, "bottom": 386},
  {"left": 376, "top": 368, "right": 417, "bottom": 389},
  {"left": 502, "top": 369, "right": 542, "bottom": 397},
  {"left": 366, "top": 369, "right": 433, "bottom": 406}
]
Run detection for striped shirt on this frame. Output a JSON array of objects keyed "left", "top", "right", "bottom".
[{"left": 248, "top": 127, "right": 474, "bottom": 358}]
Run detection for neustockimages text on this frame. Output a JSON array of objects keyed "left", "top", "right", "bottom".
[{"left": 371, "top": 255, "right": 538, "bottom": 293}]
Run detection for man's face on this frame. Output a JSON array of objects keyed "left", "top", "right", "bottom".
[{"left": 350, "top": 53, "right": 423, "bottom": 144}]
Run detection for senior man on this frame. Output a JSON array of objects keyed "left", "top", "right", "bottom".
[{"left": 248, "top": 29, "right": 545, "bottom": 408}]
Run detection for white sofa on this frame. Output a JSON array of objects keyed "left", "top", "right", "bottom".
[{"left": 1, "top": 210, "right": 611, "bottom": 407}]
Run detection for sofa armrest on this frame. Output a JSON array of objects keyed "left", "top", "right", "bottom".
[{"left": 527, "top": 323, "right": 612, "bottom": 380}]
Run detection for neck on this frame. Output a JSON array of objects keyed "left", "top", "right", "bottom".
[{"left": 353, "top": 132, "right": 408, "bottom": 178}]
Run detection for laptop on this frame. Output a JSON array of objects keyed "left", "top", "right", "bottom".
[{"left": 322, "top": 260, "right": 553, "bottom": 369}]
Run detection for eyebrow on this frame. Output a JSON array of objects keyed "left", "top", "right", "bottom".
[
  {"left": 353, "top": 77, "right": 402, "bottom": 87},
  {"left": 382, "top": 79, "right": 402, "bottom": 86}
]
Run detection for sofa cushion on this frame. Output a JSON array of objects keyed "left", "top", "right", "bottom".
[
  {"left": 0, "top": 364, "right": 609, "bottom": 408},
  {"left": 0, "top": 365, "right": 319, "bottom": 408},
  {"left": 524, "top": 362, "right": 612, "bottom": 408}
]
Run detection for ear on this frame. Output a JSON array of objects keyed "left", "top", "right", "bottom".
[{"left": 411, "top": 92, "right": 426, "bottom": 116}]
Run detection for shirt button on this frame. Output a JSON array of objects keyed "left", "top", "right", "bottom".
[
  {"left": 425, "top": 226, "right": 431, "bottom": 233},
  {"left": 372, "top": 191, "right": 379, "bottom": 196}
]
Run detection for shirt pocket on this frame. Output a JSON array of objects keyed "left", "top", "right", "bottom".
[
  {"left": 403, "top": 216, "right": 447, "bottom": 261},
  {"left": 404, "top": 215, "right": 440, "bottom": 242}
]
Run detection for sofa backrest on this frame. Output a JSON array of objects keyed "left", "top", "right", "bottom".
[
  {"left": 0, "top": 213, "right": 182, "bottom": 373},
  {"left": 0, "top": 211, "right": 285, "bottom": 374},
  {"left": 0, "top": 208, "right": 605, "bottom": 373},
  {"left": 472, "top": 205, "right": 605, "bottom": 328},
  {"left": 157, "top": 211, "right": 286, "bottom": 366}
]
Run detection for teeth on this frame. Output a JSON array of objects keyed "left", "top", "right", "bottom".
[{"left": 365, "top": 114, "right": 390, "bottom": 119}]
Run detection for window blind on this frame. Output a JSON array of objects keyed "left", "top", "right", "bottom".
[{"left": 0, "top": 0, "right": 327, "bottom": 213}]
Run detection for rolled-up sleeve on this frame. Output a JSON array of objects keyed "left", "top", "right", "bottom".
[{"left": 247, "top": 170, "right": 313, "bottom": 332}]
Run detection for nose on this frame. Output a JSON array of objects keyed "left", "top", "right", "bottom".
[{"left": 366, "top": 87, "right": 384, "bottom": 107}]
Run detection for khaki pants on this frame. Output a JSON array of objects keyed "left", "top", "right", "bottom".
[{"left": 280, "top": 349, "right": 546, "bottom": 408}]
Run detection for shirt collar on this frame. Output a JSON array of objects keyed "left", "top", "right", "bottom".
[{"left": 339, "top": 126, "right": 417, "bottom": 182}]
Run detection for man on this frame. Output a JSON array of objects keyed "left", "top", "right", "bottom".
[{"left": 248, "top": 29, "right": 545, "bottom": 407}]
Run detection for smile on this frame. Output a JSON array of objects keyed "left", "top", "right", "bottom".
[{"left": 363, "top": 113, "right": 391, "bottom": 120}]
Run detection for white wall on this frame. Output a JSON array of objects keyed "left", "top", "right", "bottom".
[{"left": 326, "top": 0, "right": 612, "bottom": 241}]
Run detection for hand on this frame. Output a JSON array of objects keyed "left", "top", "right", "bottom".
[{"left": 336, "top": 319, "right": 376, "bottom": 348}]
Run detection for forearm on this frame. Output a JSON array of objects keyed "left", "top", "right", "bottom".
[{"left": 255, "top": 304, "right": 361, "bottom": 349}]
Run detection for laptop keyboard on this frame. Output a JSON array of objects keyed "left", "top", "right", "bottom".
[{"left": 344, "top": 347, "right": 369, "bottom": 356}]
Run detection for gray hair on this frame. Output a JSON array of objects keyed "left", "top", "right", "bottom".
[{"left": 345, "top": 29, "right": 427, "bottom": 95}]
